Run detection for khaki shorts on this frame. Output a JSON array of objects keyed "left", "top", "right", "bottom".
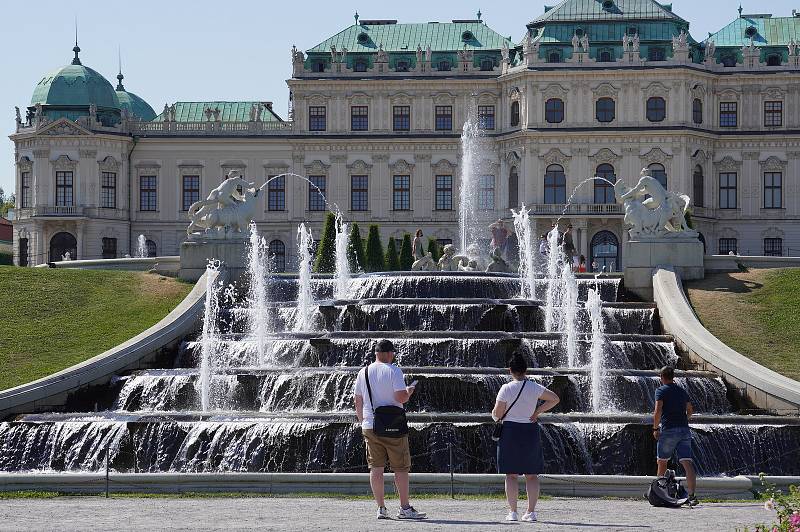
[{"left": 362, "top": 429, "right": 411, "bottom": 472}]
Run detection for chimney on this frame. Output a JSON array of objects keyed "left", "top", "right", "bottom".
[{"left": 265, "top": 101, "right": 273, "bottom": 110}]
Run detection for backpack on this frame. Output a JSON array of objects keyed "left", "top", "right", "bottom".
[{"left": 646, "top": 469, "right": 689, "bottom": 508}]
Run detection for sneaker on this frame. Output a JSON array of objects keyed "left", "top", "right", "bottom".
[
  {"left": 521, "top": 512, "right": 538, "bottom": 522},
  {"left": 397, "top": 506, "right": 427, "bottom": 519},
  {"left": 377, "top": 507, "right": 389, "bottom": 520},
  {"left": 506, "top": 511, "right": 519, "bottom": 521},
  {"left": 687, "top": 494, "right": 699, "bottom": 507}
]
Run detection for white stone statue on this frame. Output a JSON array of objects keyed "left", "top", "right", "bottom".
[
  {"left": 186, "top": 170, "right": 265, "bottom": 238},
  {"left": 622, "top": 34, "right": 630, "bottom": 52},
  {"left": 15, "top": 106, "right": 21, "bottom": 126},
  {"left": 437, "top": 244, "right": 468, "bottom": 271},
  {"left": 632, "top": 33, "right": 640, "bottom": 52},
  {"left": 425, "top": 45, "right": 432, "bottom": 62},
  {"left": 330, "top": 45, "right": 337, "bottom": 63},
  {"left": 572, "top": 34, "right": 580, "bottom": 53},
  {"left": 580, "top": 34, "right": 589, "bottom": 53},
  {"left": 614, "top": 168, "right": 695, "bottom": 239},
  {"left": 705, "top": 40, "right": 716, "bottom": 60},
  {"left": 501, "top": 41, "right": 510, "bottom": 63},
  {"left": 789, "top": 40, "right": 797, "bottom": 57},
  {"left": 376, "top": 43, "right": 388, "bottom": 63},
  {"left": 416, "top": 45, "right": 423, "bottom": 64},
  {"left": 412, "top": 254, "right": 438, "bottom": 271}
]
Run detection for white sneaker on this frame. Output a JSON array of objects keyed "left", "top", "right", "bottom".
[
  {"left": 397, "top": 506, "right": 427, "bottom": 519},
  {"left": 377, "top": 507, "right": 389, "bottom": 520},
  {"left": 506, "top": 511, "right": 519, "bottom": 521},
  {"left": 521, "top": 512, "right": 537, "bottom": 522}
]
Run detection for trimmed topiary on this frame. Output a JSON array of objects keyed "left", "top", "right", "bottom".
[
  {"left": 400, "top": 234, "right": 413, "bottom": 270},
  {"left": 313, "top": 212, "right": 337, "bottom": 273},
  {"left": 365, "top": 225, "right": 385, "bottom": 272},
  {"left": 347, "top": 222, "right": 366, "bottom": 272},
  {"left": 385, "top": 237, "right": 401, "bottom": 271},
  {"left": 427, "top": 238, "right": 441, "bottom": 262}
]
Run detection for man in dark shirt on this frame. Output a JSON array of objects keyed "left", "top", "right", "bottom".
[{"left": 652, "top": 365, "right": 698, "bottom": 505}]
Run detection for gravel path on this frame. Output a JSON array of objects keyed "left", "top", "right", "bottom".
[{"left": 0, "top": 496, "right": 770, "bottom": 531}]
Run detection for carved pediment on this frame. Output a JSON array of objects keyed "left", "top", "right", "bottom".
[
  {"left": 762, "top": 227, "right": 784, "bottom": 239},
  {"left": 347, "top": 159, "right": 373, "bottom": 173},
  {"left": 432, "top": 92, "right": 457, "bottom": 105},
  {"left": 716, "top": 156, "right": 741, "bottom": 172},
  {"left": 389, "top": 158, "right": 414, "bottom": 174},
  {"left": 640, "top": 147, "right": 672, "bottom": 165},
  {"left": 307, "top": 94, "right": 329, "bottom": 106},
  {"left": 99, "top": 155, "right": 121, "bottom": 172},
  {"left": 347, "top": 92, "right": 372, "bottom": 105},
  {"left": 539, "top": 148, "right": 570, "bottom": 169},
  {"left": 763, "top": 87, "right": 785, "bottom": 101},
  {"left": 38, "top": 118, "right": 92, "bottom": 136},
  {"left": 17, "top": 155, "right": 33, "bottom": 171},
  {"left": 717, "top": 88, "right": 740, "bottom": 100},
  {"left": 432, "top": 158, "right": 456, "bottom": 173},
  {"left": 508, "top": 86, "right": 523, "bottom": 100},
  {"left": 691, "top": 149, "right": 709, "bottom": 162},
  {"left": 760, "top": 156, "right": 787, "bottom": 172},
  {"left": 53, "top": 154, "right": 78, "bottom": 170},
  {"left": 643, "top": 82, "right": 670, "bottom": 98},
  {"left": 542, "top": 84, "right": 569, "bottom": 100},
  {"left": 390, "top": 92, "right": 413, "bottom": 105},
  {"left": 505, "top": 151, "right": 521, "bottom": 166},
  {"left": 719, "top": 227, "right": 739, "bottom": 239},
  {"left": 690, "top": 83, "right": 707, "bottom": 98},
  {"left": 590, "top": 148, "right": 620, "bottom": 165},
  {"left": 263, "top": 162, "right": 289, "bottom": 173},
  {"left": 592, "top": 83, "right": 619, "bottom": 98},
  {"left": 304, "top": 159, "right": 330, "bottom": 174},
  {"left": 475, "top": 91, "right": 497, "bottom": 105}
]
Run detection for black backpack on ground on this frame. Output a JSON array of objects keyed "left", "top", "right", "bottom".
[{"left": 646, "top": 469, "right": 689, "bottom": 508}]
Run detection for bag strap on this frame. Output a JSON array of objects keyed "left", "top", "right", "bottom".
[
  {"left": 499, "top": 379, "right": 527, "bottom": 422},
  {"left": 363, "top": 365, "right": 375, "bottom": 414}
]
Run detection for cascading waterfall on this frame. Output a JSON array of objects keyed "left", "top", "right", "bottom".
[
  {"left": 136, "top": 234, "right": 147, "bottom": 258},
  {"left": 458, "top": 109, "right": 489, "bottom": 255},
  {"left": 294, "top": 223, "right": 315, "bottom": 332},
  {"left": 198, "top": 261, "right": 221, "bottom": 412},
  {"left": 246, "top": 222, "right": 272, "bottom": 366},
  {"left": 333, "top": 212, "right": 351, "bottom": 300},
  {"left": 560, "top": 262, "right": 579, "bottom": 368},
  {"left": 586, "top": 287, "right": 607, "bottom": 412},
  {"left": 512, "top": 204, "right": 536, "bottom": 300},
  {"left": 544, "top": 227, "right": 562, "bottom": 332}
]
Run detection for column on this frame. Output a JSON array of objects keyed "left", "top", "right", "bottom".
[
  {"left": 414, "top": 153, "right": 432, "bottom": 219},
  {"left": 32, "top": 148, "right": 50, "bottom": 207},
  {"left": 330, "top": 154, "right": 347, "bottom": 208},
  {"left": 79, "top": 149, "right": 97, "bottom": 206},
  {"left": 373, "top": 154, "right": 390, "bottom": 221}
]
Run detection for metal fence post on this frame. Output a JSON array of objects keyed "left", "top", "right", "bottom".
[
  {"left": 449, "top": 443, "right": 454, "bottom": 499},
  {"left": 105, "top": 440, "right": 110, "bottom": 499}
]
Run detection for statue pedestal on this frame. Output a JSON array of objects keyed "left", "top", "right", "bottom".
[
  {"left": 179, "top": 238, "right": 247, "bottom": 282},
  {"left": 623, "top": 236, "right": 704, "bottom": 300}
]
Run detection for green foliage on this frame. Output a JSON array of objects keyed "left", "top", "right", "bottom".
[
  {"left": 0, "top": 187, "right": 14, "bottom": 218},
  {"left": 385, "top": 237, "right": 401, "bottom": 271},
  {"left": 313, "top": 212, "right": 337, "bottom": 273},
  {"left": 427, "top": 238, "right": 441, "bottom": 262},
  {"left": 753, "top": 474, "right": 800, "bottom": 531},
  {"left": 364, "top": 225, "right": 385, "bottom": 272},
  {"left": 399, "top": 234, "right": 413, "bottom": 270},
  {"left": 346, "top": 223, "right": 366, "bottom": 272}
]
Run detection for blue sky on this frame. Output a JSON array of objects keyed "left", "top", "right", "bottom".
[{"left": 1, "top": 0, "right": 796, "bottom": 196}]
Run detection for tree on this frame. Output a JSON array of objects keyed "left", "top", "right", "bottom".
[
  {"left": 365, "top": 225, "right": 385, "bottom": 272},
  {"left": 427, "top": 238, "right": 441, "bottom": 262},
  {"left": 313, "top": 212, "right": 337, "bottom": 273},
  {"left": 0, "top": 188, "right": 14, "bottom": 218},
  {"left": 347, "top": 222, "right": 366, "bottom": 272},
  {"left": 385, "top": 237, "right": 401, "bottom": 271},
  {"left": 400, "top": 233, "right": 413, "bottom": 270}
]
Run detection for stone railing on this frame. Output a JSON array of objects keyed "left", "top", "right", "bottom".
[
  {"left": 132, "top": 120, "right": 293, "bottom": 136},
  {"left": 16, "top": 205, "right": 86, "bottom": 218},
  {"left": 528, "top": 203, "right": 624, "bottom": 216}
]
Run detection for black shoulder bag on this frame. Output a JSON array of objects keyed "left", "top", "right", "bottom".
[
  {"left": 492, "top": 380, "right": 527, "bottom": 442},
  {"left": 364, "top": 365, "right": 409, "bottom": 438}
]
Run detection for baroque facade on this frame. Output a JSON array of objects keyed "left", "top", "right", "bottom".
[{"left": 11, "top": 1, "right": 800, "bottom": 269}]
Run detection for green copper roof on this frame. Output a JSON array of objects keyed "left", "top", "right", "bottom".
[
  {"left": 115, "top": 73, "right": 156, "bottom": 121},
  {"left": 706, "top": 15, "right": 800, "bottom": 47},
  {"left": 532, "top": 0, "right": 687, "bottom": 25},
  {"left": 30, "top": 64, "right": 119, "bottom": 109},
  {"left": 534, "top": 21, "right": 694, "bottom": 43},
  {"left": 307, "top": 22, "right": 513, "bottom": 53},
  {"left": 153, "top": 102, "right": 283, "bottom": 123}
]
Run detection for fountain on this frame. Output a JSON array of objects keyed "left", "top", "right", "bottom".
[
  {"left": 333, "top": 212, "right": 351, "bottom": 300},
  {"left": 136, "top": 234, "right": 147, "bottom": 258},
  {"left": 293, "top": 222, "right": 315, "bottom": 332},
  {"left": 245, "top": 222, "right": 272, "bottom": 366},
  {"left": 586, "top": 287, "right": 607, "bottom": 412},
  {"left": 197, "top": 261, "right": 221, "bottom": 412},
  {"left": 458, "top": 107, "right": 490, "bottom": 257},
  {"left": 511, "top": 204, "right": 536, "bottom": 300}
]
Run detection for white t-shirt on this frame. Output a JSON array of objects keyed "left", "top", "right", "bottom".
[
  {"left": 354, "top": 362, "right": 407, "bottom": 430},
  {"left": 495, "top": 379, "right": 547, "bottom": 424}
]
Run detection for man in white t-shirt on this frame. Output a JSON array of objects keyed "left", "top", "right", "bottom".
[{"left": 354, "top": 339, "right": 426, "bottom": 520}]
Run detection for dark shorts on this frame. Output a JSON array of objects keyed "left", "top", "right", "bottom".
[
  {"left": 657, "top": 426, "right": 693, "bottom": 462},
  {"left": 497, "top": 421, "right": 544, "bottom": 475}
]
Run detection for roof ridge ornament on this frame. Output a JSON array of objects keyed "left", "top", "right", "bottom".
[
  {"left": 116, "top": 46, "right": 125, "bottom": 91},
  {"left": 354, "top": 11, "right": 359, "bottom": 25},
  {"left": 72, "top": 17, "right": 81, "bottom": 65}
]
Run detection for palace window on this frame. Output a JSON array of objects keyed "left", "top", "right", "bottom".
[
  {"left": 646, "top": 97, "right": 666, "bottom": 122},
  {"left": 351, "top": 105, "right": 368, "bottom": 131},
  {"left": 719, "top": 238, "right": 737, "bottom": 255},
  {"left": 764, "top": 101, "right": 783, "bottom": 127},
  {"left": 351, "top": 175, "right": 368, "bottom": 211},
  {"left": 719, "top": 102, "right": 737, "bottom": 127},
  {"left": 719, "top": 172, "right": 737, "bottom": 209},
  {"left": 767, "top": 54, "right": 782, "bottom": 67},
  {"left": 545, "top": 98, "right": 564, "bottom": 124},
  {"left": 312, "top": 61, "right": 326, "bottom": 72},
  {"left": 548, "top": 50, "right": 562, "bottom": 63},
  {"left": 55, "top": 171, "right": 73, "bottom": 207},
  {"left": 595, "top": 98, "right": 615, "bottom": 123},
  {"left": 268, "top": 240, "right": 286, "bottom": 272},
  {"left": 478, "top": 105, "right": 495, "bottom": 130},
  {"left": 145, "top": 240, "right": 157, "bottom": 257},
  {"left": 435, "top": 175, "right": 453, "bottom": 210},
  {"left": 648, "top": 163, "right": 667, "bottom": 190},
  {"left": 544, "top": 164, "right": 566, "bottom": 204},
  {"left": 478, "top": 175, "right": 495, "bottom": 210},
  {"left": 721, "top": 54, "right": 737, "bottom": 67},
  {"left": 594, "top": 164, "right": 616, "bottom": 204},
  {"left": 139, "top": 176, "right": 157, "bottom": 211},
  {"left": 393, "top": 175, "right": 411, "bottom": 210},
  {"left": 396, "top": 60, "right": 410, "bottom": 72},
  {"left": 435, "top": 106, "right": 453, "bottom": 131},
  {"left": 648, "top": 47, "right": 666, "bottom": 61},
  {"left": 764, "top": 238, "right": 783, "bottom": 256},
  {"left": 693, "top": 165, "right": 704, "bottom": 208},
  {"left": 308, "top": 175, "right": 326, "bottom": 211},
  {"left": 393, "top": 105, "right": 410, "bottom": 131},
  {"left": 354, "top": 60, "right": 368, "bottom": 72},
  {"left": 101, "top": 237, "right": 117, "bottom": 259},
  {"left": 182, "top": 175, "right": 200, "bottom": 212},
  {"left": 480, "top": 58, "right": 494, "bottom": 71},
  {"left": 309, "top": 106, "right": 327, "bottom": 131},
  {"left": 21, "top": 171, "right": 31, "bottom": 208},
  {"left": 508, "top": 167, "right": 519, "bottom": 209},
  {"left": 19, "top": 238, "right": 28, "bottom": 267},
  {"left": 599, "top": 50, "right": 613, "bottom": 62},
  {"left": 438, "top": 59, "right": 451, "bottom": 71},
  {"left": 101, "top": 172, "right": 116, "bottom": 209},
  {"left": 764, "top": 172, "right": 782, "bottom": 209},
  {"left": 692, "top": 98, "right": 703, "bottom": 124},
  {"left": 268, "top": 175, "right": 285, "bottom": 211},
  {"left": 510, "top": 101, "right": 520, "bottom": 127}
]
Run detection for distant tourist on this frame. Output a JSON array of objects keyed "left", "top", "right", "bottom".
[
  {"left": 492, "top": 351, "right": 560, "bottom": 522},
  {"left": 562, "top": 224, "right": 577, "bottom": 267},
  {"left": 653, "top": 365, "right": 699, "bottom": 506},
  {"left": 354, "top": 339, "right": 426, "bottom": 520},
  {"left": 412, "top": 229, "right": 425, "bottom": 261},
  {"left": 489, "top": 219, "right": 510, "bottom": 257},
  {"left": 578, "top": 255, "right": 587, "bottom": 273},
  {"left": 538, "top": 234, "right": 548, "bottom": 255}
]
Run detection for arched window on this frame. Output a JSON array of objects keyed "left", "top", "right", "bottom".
[
  {"left": 692, "top": 98, "right": 703, "bottom": 124},
  {"left": 268, "top": 239, "right": 286, "bottom": 273},
  {"left": 594, "top": 164, "right": 616, "bottom": 204},
  {"left": 646, "top": 97, "right": 666, "bottom": 122},
  {"left": 599, "top": 50, "right": 613, "bottom": 62},
  {"left": 721, "top": 54, "right": 737, "bottom": 67},
  {"left": 49, "top": 231, "right": 77, "bottom": 263},
  {"left": 548, "top": 50, "right": 562, "bottom": 63},
  {"left": 354, "top": 60, "right": 368, "bottom": 72},
  {"left": 590, "top": 230, "right": 619, "bottom": 272},
  {"left": 545, "top": 98, "right": 564, "bottom": 123},
  {"left": 693, "top": 165, "right": 704, "bottom": 207},
  {"left": 648, "top": 163, "right": 667, "bottom": 190},
  {"left": 395, "top": 60, "right": 409, "bottom": 72},
  {"left": 480, "top": 58, "right": 494, "bottom": 71},
  {"left": 438, "top": 59, "right": 451, "bottom": 71},
  {"left": 648, "top": 47, "right": 666, "bottom": 61},
  {"left": 595, "top": 98, "right": 615, "bottom": 123},
  {"left": 509, "top": 167, "right": 519, "bottom": 209},
  {"left": 767, "top": 54, "right": 781, "bottom": 67},
  {"left": 312, "top": 61, "right": 326, "bottom": 73},
  {"left": 544, "top": 164, "right": 566, "bottom": 204},
  {"left": 510, "top": 101, "right": 520, "bottom": 127},
  {"left": 145, "top": 239, "right": 157, "bottom": 258}
]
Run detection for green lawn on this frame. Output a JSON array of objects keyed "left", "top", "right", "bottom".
[
  {"left": 0, "top": 267, "right": 192, "bottom": 391},
  {"left": 685, "top": 268, "right": 800, "bottom": 381}
]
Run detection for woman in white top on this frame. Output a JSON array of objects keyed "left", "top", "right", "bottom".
[{"left": 492, "top": 351, "right": 560, "bottom": 522}]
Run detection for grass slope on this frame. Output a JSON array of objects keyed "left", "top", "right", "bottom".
[
  {"left": 0, "top": 267, "right": 192, "bottom": 391},
  {"left": 685, "top": 268, "right": 800, "bottom": 381}
]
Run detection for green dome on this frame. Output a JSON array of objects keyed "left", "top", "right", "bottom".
[
  {"left": 115, "top": 74, "right": 156, "bottom": 121},
  {"left": 30, "top": 63, "right": 119, "bottom": 109}
]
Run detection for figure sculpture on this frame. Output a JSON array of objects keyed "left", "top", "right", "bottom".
[
  {"left": 15, "top": 107, "right": 21, "bottom": 126},
  {"left": 580, "top": 34, "right": 589, "bottom": 53},
  {"left": 572, "top": 34, "right": 580, "bottom": 53},
  {"left": 632, "top": 33, "right": 640, "bottom": 52},
  {"left": 614, "top": 168, "right": 695, "bottom": 239},
  {"left": 485, "top": 247, "right": 511, "bottom": 273},
  {"left": 705, "top": 40, "right": 716, "bottom": 60},
  {"left": 186, "top": 170, "right": 265, "bottom": 238},
  {"left": 437, "top": 244, "right": 467, "bottom": 271}
]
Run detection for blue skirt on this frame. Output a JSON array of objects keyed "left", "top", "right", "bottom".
[{"left": 497, "top": 421, "right": 545, "bottom": 474}]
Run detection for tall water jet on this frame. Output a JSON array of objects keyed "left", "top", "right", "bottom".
[
  {"left": 333, "top": 212, "right": 351, "bottom": 300},
  {"left": 458, "top": 108, "right": 489, "bottom": 255},
  {"left": 512, "top": 204, "right": 536, "bottom": 300},
  {"left": 586, "top": 287, "right": 607, "bottom": 412},
  {"left": 560, "top": 261, "right": 579, "bottom": 368},
  {"left": 544, "top": 227, "right": 562, "bottom": 332},
  {"left": 198, "top": 261, "right": 222, "bottom": 412},
  {"left": 294, "top": 223, "right": 315, "bottom": 331},
  {"left": 246, "top": 222, "right": 272, "bottom": 366},
  {"left": 136, "top": 234, "right": 147, "bottom": 258}
]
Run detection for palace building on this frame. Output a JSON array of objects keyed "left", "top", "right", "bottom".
[{"left": 10, "top": 1, "right": 800, "bottom": 269}]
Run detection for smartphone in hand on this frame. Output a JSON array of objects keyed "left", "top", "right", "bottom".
[{"left": 409, "top": 380, "right": 419, "bottom": 388}]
